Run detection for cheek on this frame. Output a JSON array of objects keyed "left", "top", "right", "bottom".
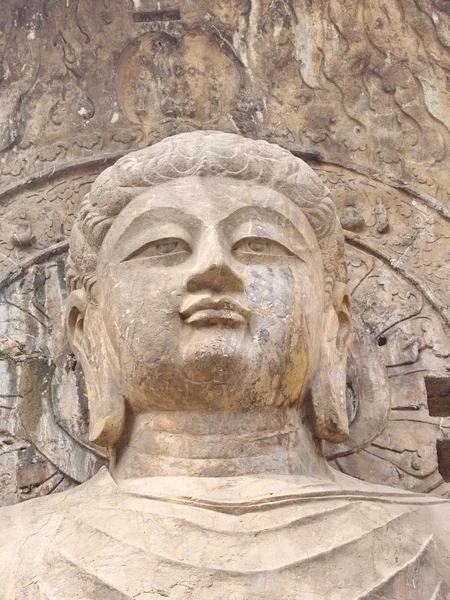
[
  {"left": 282, "top": 265, "right": 322, "bottom": 403},
  {"left": 99, "top": 266, "right": 183, "bottom": 359},
  {"left": 243, "top": 266, "right": 295, "bottom": 406},
  {"left": 244, "top": 263, "right": 323, "bottom": 406},
  {"left": 246, "top": 266, "right": 295, "bottom": 318},
  {"left": 246, "top": 266, "right": 296, "bottom": 370},
  {"left": 298, "top": 263, "right": 325, "bottom": 362}
]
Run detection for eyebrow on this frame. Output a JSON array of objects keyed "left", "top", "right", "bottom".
[
  {"left": 107, "top": 206, "right": 202, "bottom": 250},
  {"left": 218, "top": 206, "right": 309, "bottom": 247}
]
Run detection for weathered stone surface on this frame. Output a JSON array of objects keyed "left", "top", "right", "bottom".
[
  {"left": 0, "top": 0, "right": 449, "bottom": 514},
  {"left": 1, "top": 131, "right": 450, "bottom": 599}
]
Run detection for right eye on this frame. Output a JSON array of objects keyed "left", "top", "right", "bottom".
[{"left": 123, "top": 238, "right": 191, "bottom": 263}]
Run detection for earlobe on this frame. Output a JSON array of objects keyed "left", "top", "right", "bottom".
[
  {"left": 311, "top": 283, "right": 352, "bottom": 444},
  {"left": 65, "top": 288, "right": 125, "bottom": 448},
  {"left": 87, "top": 374, "right": 126, "bottom": 447}
]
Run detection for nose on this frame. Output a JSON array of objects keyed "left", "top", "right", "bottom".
[{"left": 186, "top": 233, "right": 245, "bottom": 294}]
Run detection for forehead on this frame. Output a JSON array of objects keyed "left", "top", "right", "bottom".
[{"left": 101, "top": 175, "right": 319, "bottom": 250}]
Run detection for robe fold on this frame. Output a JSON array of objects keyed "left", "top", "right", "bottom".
[{"left": 2, "top": 467, "right": 450, "bottom": 599}]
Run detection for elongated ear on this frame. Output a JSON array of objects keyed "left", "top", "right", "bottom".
[
  {"left": 66, "top": 290, "right": 125, "bottom": 448},
  {"left": 66, "top": 289, "right": 88, "bottom": 355},
  {"left": 311, "top": 282, "right": 352, "bottom": 443}
]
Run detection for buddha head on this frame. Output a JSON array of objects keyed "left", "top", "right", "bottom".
[{"left": 66, "top": 131, "right": 351, "bottom": 450}]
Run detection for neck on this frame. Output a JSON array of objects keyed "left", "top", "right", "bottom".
[{"left": 111, "top": 405, "right": 333, "bottom": 481}]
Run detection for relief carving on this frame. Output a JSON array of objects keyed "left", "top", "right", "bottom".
[
  {"left": 116, "top": 30, "right": 241, "bottom": 126},
  {"left": 0, "top": 1, "right": 450, "bottom": 590},
  {"left": 0, "top": 1, "right": 448, "bottom": 195}
]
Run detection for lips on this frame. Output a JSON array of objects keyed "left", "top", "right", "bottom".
[{"left": 180, "top": 297, "right": 250, "bottom": 328}]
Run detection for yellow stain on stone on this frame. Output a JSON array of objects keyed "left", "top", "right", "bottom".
[{"left": 282, "top": 345, "right": 309, "bottom": 404}]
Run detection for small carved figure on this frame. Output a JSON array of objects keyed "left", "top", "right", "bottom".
[
  {"left": 375, "top": 197, "right": 390, "bottom": 233},
  {"left": 10, "top": 211, "right": 35, "bottom": 248},
  {"left": 1, "top": 132, "right": 449, "bottom": 599},
  {"left": 340, "top": 199, "right": 365, "bottom": 232},
  {"left": 134, "top": 61, "right": 149, "bottom": 117}
]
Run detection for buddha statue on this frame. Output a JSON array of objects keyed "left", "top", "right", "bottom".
[{"left": 1, "top": 131, "right": 450, "bottom": 600}]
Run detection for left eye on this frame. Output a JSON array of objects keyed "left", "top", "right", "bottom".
[
  {"left": 233, "top": 237, "right": 294, "bottom": 257},
  {"left": 123, "top": 238, "right": 191, "bottom": 262},
  {"left": 155, "top": 240, "right": 180, "bottom": 254}
]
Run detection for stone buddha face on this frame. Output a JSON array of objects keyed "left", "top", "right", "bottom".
[
  {"left": 66, "top": 131, "right": 350, "bottom": 448},
  {"left": 97, "top": 175, "right": 324, "bottom": 414}
]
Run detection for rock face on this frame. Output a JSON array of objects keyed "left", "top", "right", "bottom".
[{"left": 0, "top": 0, "right": 449, "bottom": 510}]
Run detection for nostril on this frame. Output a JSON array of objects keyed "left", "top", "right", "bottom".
[{"left": 186, "top": 263, "right": 245, "bottom": 294}]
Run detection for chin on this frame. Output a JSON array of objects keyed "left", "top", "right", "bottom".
[
  {"left": 179, "top": 328, "right": 253, "bottom": 385},
  {"left": 181, "top": 349, "right": 249, "bottom": 385}
]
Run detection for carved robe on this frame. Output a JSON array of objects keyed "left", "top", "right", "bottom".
[{"left": 2, "top": 467, "right": 450, "bottom": 599}]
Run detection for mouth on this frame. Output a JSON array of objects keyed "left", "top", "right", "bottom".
[{"left": 180, "top": 297, "right": 250, "bottom": 328}]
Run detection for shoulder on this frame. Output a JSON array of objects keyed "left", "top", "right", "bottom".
[
  {"left": 0, "top": 467, "right": 112, "bottom": 539},
  {"left": 0, "top": 492, "right": 68, "bottom": 596},
  {"left": 0, "top": 491, "right": 66, "bottom": 539},
  {"left": 0, "top": 468, "right": 112, "bottom": 592}
]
